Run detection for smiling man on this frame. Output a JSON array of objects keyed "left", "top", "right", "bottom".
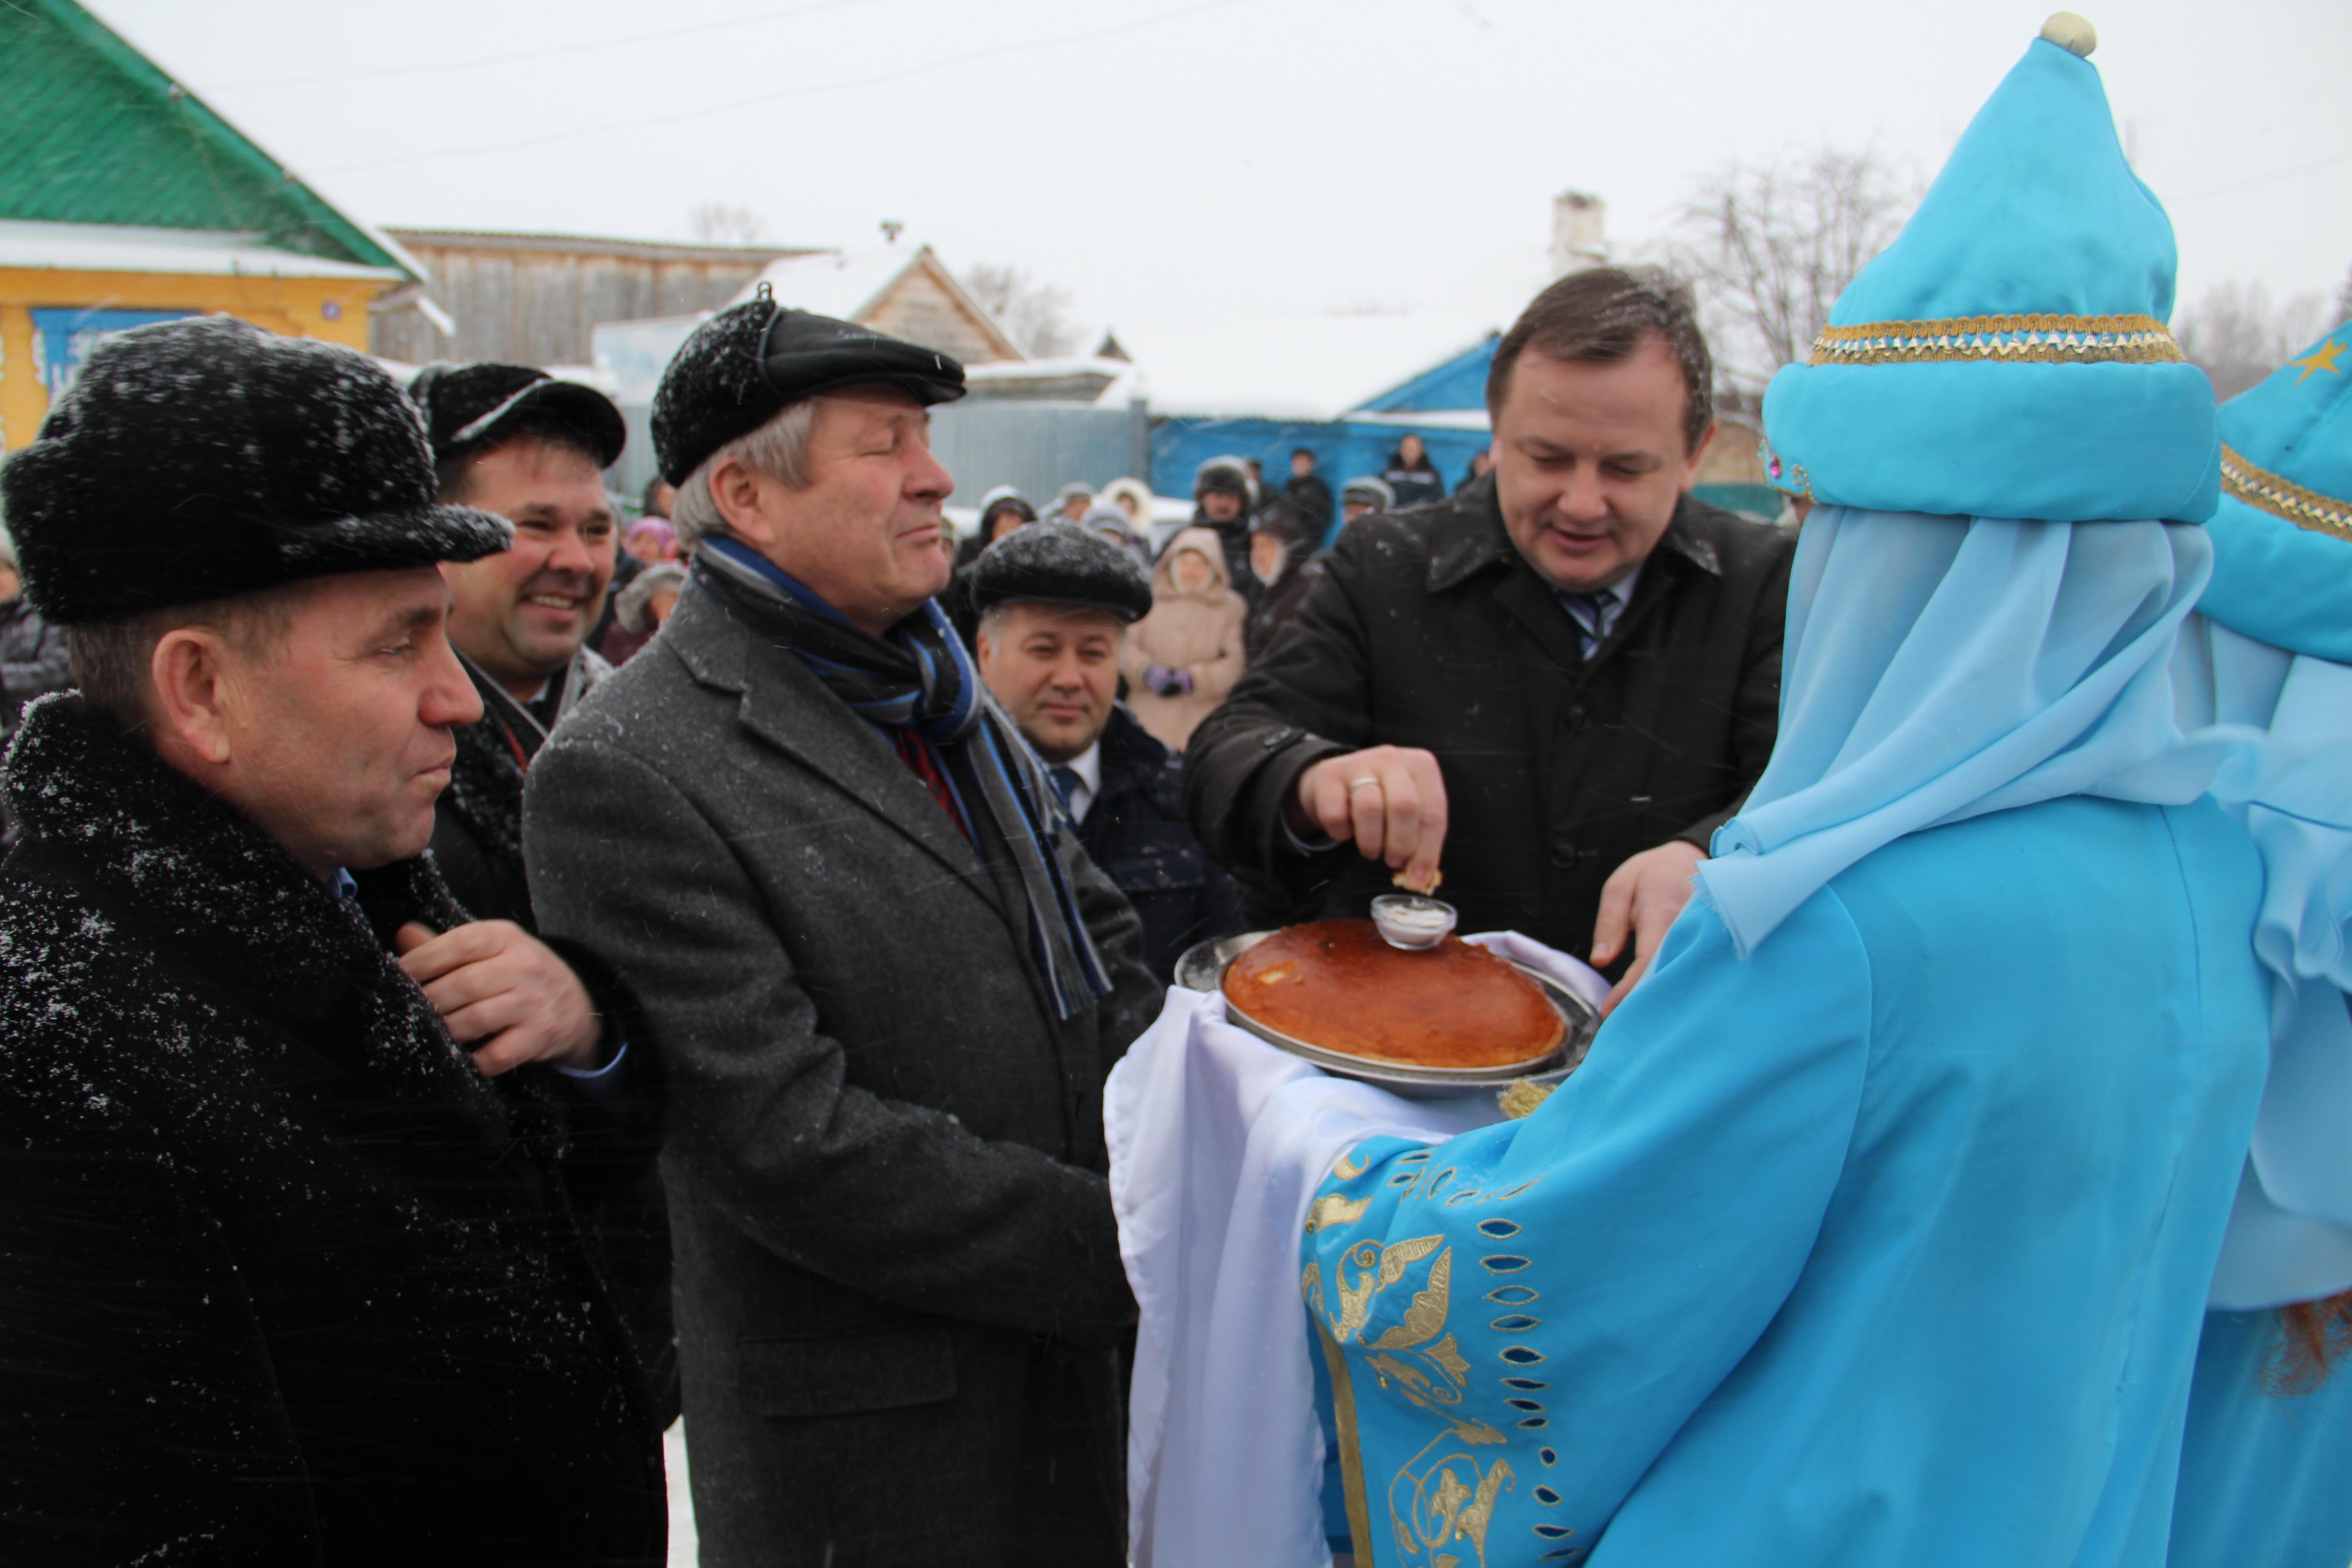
[
  {"left": 405, "top": 363, "right": 684, "bottom": 1432},
  {"left": 0, "top": 318, "right": 662, "bottom": 1564},
  {"left": 407, "top": 363, "right": 627, "bottom": 928},
  {"left": 522, "top": 300, "right": 1163, "bottom": 1567},
  {"left": 1185, "top": 267, "right": 1794, "bottom": 1004}
]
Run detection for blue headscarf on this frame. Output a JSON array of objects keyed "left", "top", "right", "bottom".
[
  {"left": 2171, "top": 318, "right": 2352, "bottom": 1309},
  {"left": 1695, "top": 508, "right": 2352, "bottom": 960}
]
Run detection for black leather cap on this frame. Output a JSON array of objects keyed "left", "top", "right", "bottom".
[
  {"left": 967, "top": 522, "right": 1153, "bottom": 624},
  {"left": 0, "top": 317, "right": 513, "bottom": 625},
  {"left": 651, "top": 294, "right": 966, "bottom": 486},
  {"left": 407, "top": 361, "right": 627, "bottom": 469}
]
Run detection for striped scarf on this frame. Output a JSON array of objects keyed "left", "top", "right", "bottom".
[{"left": 694, "top": 536, "right": 1113, "bottom": 1019}]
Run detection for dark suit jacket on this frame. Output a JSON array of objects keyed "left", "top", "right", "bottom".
[
  {"left": 1075, "top": 705, "right": 1249, "bottom": 980},
  {"left": 1184, "top": 476, "right": 1793, "bottom": 957},
  {"left": 524, "top": 588, "right": 1163, "bottom": 1568}
]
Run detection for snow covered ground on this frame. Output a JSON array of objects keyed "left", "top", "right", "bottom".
[{"left": 664, "top": 1421, "right": 697, "bottom": 1567}]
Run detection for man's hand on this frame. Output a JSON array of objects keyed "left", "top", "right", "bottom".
[
  {"left": 1287, "top": 745, "right": 1449, "bottom": 893},
  {"left": 1589, "top": 839, "right": 1706, "bottom": 1016},
  {"left": 393, "top": 921, "right": 603, "bottom": 1076}
]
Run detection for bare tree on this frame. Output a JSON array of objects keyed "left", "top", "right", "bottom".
[
  {"left": 688, "top": 203, "right": 771, "bottom": 245},
  {"left": 2176, "top": 282, "right": 2330, "bottom": 400},
  {"left": 2336, "top": 262, "right": 2352, "bottom": 326},
  {"left": 1663, "top": 147, "right": 1917, "bottom": 391},
  {"left": 961, "top": 263, "right": 1080, "bottom": 358}
]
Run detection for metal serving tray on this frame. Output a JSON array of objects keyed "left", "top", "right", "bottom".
[{"left": 1174, "top": 930, "right": 1601, "bottom": 1099}]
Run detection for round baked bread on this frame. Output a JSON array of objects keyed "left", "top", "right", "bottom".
[{"left": 1222, "top": 919, "right": 1565, "bottom": 1069}]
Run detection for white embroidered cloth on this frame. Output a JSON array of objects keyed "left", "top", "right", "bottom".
[{"left": 1106, "top": 933, "right": 1606, "bottom": 1567}]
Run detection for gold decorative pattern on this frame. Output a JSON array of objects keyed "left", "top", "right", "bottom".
[
  {"left": 1807, "top": 311, "right": 2182, "bottom": 367},
  {"left": 2289, "top": 336, "right": 2345, "bottom": 383},
  {"left": 1317, "top": 1317, "right": 1378, "bottom": 1561},
  {"left": 1308, "top": 1192, "right": 1373, "bottom": 1233},
  {"left": 1332, "top": 1235, "right": 1445, "bottom": 1345},
  {"left": 2221, "top": 444, "right": 2352, "bottom": 542},
  {"left": 1497, "top": 1079, "right": 1555, "bottom": 1119},
  {"left": 1368, "top": 1250, "right": 1457, "bottom": 1352}
]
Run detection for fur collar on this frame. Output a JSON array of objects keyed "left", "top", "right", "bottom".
[{"left": 1, "top": 694, "right": 532, "bottom": 1156}]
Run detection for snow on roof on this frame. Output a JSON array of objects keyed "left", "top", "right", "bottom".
[
  {"left": 0, "top": 220, "right": 406, "bottom": 281},
  {"left": 1350, "top": 408, "right": 1494, "bottom": 432},
  {"left": 1125, "top": 309, "right": 1508, "bottom": 421},
  {"left": 730, "top": 244, "right": 925, "bottom": 319},
  {"left": 964, "top": 355, "right": 1131, "bottom": 383}
]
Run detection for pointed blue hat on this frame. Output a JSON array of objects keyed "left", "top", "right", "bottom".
[
  {"left": 2195, "top": 320, "right": 2352, "bottom": 658},
  {"left": 1762, "top": 15, "right": 2220, "bottom": 523}
]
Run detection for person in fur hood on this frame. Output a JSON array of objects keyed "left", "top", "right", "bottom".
[
  {"left": 1122, "top": 524, "right": 1249, "bottom": 751},
  {"left": 0, "top": 318, "right": 666, "bottom": 1566}
]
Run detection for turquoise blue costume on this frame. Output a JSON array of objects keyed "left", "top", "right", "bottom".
[
  {"left": 2167, "top": 320, "right": 2352, "bottom": 1568},
  {"left": 1303, "top": 24, "right": 2281, "bottom": 1567}
]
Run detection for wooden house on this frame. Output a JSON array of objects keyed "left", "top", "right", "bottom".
[
  {"left": 370, "top": 230, "right": 813, "bottom": 369},
  {"left": 0, "top": 0, "right": 421, "bottom": 449}
]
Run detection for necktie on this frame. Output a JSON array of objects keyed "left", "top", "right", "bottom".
[
  {"left": 1048, "top": 766, "right": 1081, "bottom": 811},
  {"left": 1558, "top": 591, "right": 1610, "bottom": 659}
]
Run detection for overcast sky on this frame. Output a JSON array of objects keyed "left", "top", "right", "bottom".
[{"left": 91, "top": 0, "right": 2352, "bottom": 352}]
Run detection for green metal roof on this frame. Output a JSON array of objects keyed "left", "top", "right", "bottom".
[{"left": 0, "top": 0, "right": 413, "bottom": 278}]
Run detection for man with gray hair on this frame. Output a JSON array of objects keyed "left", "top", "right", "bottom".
[{"left": 525, "top": 297, "right": 1162, "bottom": 1566}]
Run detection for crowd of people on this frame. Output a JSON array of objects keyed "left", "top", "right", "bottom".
[{"left": 0, "top": 15, "right": 2345, "bottom": 1568}]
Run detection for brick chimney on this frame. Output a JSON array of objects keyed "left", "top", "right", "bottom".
[{"left": 1548, "top": 191, "right": 1608, "bottom": 278}]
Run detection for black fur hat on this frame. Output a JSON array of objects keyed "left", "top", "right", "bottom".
[
  {"left": 1193, "top": 458, "right": 1251, "bottom": 502},
  {"left": 967, "top": 521, "right": 1153, "bottom": 624},
  {"left": 651, "top": 292, "right": 966, "bottom": 486},
  {"left": 407, "top": 361, "right": 627, "bottom": 468},
  {"left": 0, "top": 316, "right": 512, "bottom": 625}
]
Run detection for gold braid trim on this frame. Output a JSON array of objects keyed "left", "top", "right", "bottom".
[
  {"left": 2222, "top": 445, "right": 2352, "bottom": 543},
  {"left": 1808, "top": 312, "right": 2183, "bottom": 367}
]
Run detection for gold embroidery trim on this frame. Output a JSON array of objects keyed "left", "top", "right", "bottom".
[
  {"left": 1808, "top": 311, "right": 2182, "bottom": 367},
  {"left": 1496, "top": 1080, "right": 1554, "bottom": 1120},
  {"left": 1317, "top": 1318, "right": 1378, "bottom": 1560},
  {"left": 2221, "top": 445, "right": 2352, "bottom": 543}
]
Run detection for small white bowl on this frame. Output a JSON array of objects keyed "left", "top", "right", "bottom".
[{"left": 1372, "top": 893, "right": 1458, "bottom": 951}]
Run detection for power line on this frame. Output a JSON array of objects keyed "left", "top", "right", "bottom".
[
  {"left": 2171, "top": 147, "right": 2352, "bottom": 205},
  {"left": 314, "top": 0, "right": 1258, "bottom": 176},
  {"left": 207, "top": 0, "right": 885, "bottom": 92}
]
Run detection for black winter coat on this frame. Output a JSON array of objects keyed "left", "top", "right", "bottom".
[
  {"left": 0, "top": 696, "right": 664, "bottom": 1567},
  {"left": 1184, "top": 476, "right": 1793, "bottom": 959},
  {"left": 0, "top": 593, "right": 69, "bottom": 736},
  {"left": 0, "top": 593, "right": 70, "bottom": 846},
  {"left": 1074, "top": 705, "right": 1250, "bottom": 979},
  {"left": 431, "top": 648, "right": 609, "bottom": 931},
  {"left": 431, "top": 647, "right": 681, "bottom": 1429},
  {"left": 1282, "top": 472, "right": 1335, "bottom": 536}
]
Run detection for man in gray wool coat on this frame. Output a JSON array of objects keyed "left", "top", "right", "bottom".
[{"left": 523, "top": 295, "right": 1163, "bottom": 1568}]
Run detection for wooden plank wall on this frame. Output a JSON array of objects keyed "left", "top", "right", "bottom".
[{"left": 370, "top": 244, "right": 775, "bottom": 366}]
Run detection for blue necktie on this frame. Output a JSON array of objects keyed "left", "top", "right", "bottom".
[
  {"left": 1558, "top": 591, "right": 1610, "bottom": 659},
  {"left": 1048, "top": 766, "right": 1081, "bottom": 810}
]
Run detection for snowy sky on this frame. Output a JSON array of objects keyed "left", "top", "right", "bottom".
[{"left": 89, "top": 0, "right": 2352, "bottom": 351}]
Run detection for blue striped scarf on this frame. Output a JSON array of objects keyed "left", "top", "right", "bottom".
[{"left": 695, "top": 536, "right": 1113, "bottom": 1019}]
